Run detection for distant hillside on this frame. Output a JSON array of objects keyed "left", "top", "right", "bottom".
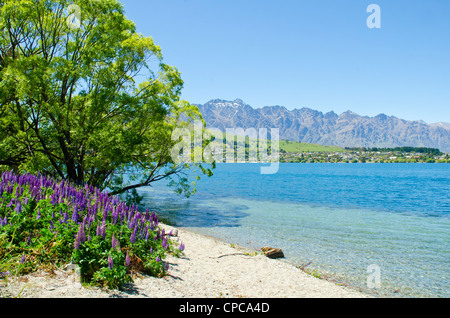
[
  {"left": 196, "top": 99, "right": 450, "bottom": 153},
  {"left": 279, "top": 140, "right": 344, "bottom": 153}
]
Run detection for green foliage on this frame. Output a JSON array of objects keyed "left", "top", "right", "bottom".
[
  {"left": 345, "top": 146, "right": 443, "bottom": 156},
  {"left": 92, "top": 263, "right": 132, "bottom": 290},
  {"left": 0, "top": 172, "right": 185, "bottom": 290},
  {"left": 75, "top": 244, "right": 132, "bottom": 290},
  {"left": 0, "top": 0, "right": 213, "bottom": 198},
  {"left": 279, "top": 140, "right": 345, "bottom": 153}
]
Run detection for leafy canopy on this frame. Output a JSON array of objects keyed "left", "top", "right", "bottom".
[{"left": 0, "top": 0, "right": 212, "bottom": 197}]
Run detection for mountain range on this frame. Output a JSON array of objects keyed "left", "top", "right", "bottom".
[{"left": 195, "top": 99, "right": 450, "bottom": 153}]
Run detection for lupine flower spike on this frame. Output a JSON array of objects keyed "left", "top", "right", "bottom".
[
  {"left": 108, "top": 255, "right": 114, "bottom": 270},
  {"left": 0, "top": 171, "right": 178, "bottom": 289}
]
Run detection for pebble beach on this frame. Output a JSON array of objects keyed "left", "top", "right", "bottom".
[{"left": 1, "top": 224, "right": 369, "bottom": 298}]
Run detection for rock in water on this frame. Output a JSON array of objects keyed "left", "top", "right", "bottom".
[{"left": 261, "top": 247, "right": 285, "bottom": 259}]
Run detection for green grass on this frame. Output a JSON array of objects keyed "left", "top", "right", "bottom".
[
  {"left": 206, "top": 129, "right": 346, "bottom": 154},
  {"left": 279, "top": 140, "right": 345, "bottom": 153}
]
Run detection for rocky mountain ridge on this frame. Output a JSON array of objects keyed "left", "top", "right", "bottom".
[{"left": 195, "top": 99, "right": 450, "bottom": 152}]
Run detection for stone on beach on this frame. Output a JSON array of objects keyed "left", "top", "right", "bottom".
[{"left": 261, "top": 247, "right": 285, "bottom": 259}]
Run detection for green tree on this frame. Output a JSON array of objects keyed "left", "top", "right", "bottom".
[{"left": 0, "top": 0, "right": 212, "bottom": 197}]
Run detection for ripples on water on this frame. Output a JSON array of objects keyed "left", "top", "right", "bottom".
[{"left": 139, "top": 163, "right": 450, "bottom": 298}]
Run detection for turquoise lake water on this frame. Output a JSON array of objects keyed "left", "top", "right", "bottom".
[{"left": 139, "top": 163, "right": 449, "bottom": 298}]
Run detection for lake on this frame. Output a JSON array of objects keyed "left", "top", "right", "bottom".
[{"left": 138, "top": 163, "right": 449, "bottom": 298}]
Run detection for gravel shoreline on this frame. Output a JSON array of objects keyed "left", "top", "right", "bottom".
[{"left": 1, "top": 224, "right": 369, "bottom": 298}]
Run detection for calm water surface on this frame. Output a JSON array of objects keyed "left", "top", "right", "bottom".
[{"left": 139, "top": 163, "right": 449, "bottom": 298}]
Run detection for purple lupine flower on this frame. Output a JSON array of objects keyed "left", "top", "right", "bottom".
[
  {"left": 149, "top": 247, "right": 153, "bottom": 254},
  {"left": 37, "top": 209, "right": 41, "bottom": 220},
  {"left": 130, "top": 226, "right": 138, "bottom": 244},
  {"left": 71, "top": 206, "right": 78, "bottom": 223},
  {"left": 102, "top": 206, "right": 109, "bottom": 221},
  {"left": 20, "top": 253, "right": 26, "bottom": 264},
  {"left": 120, "top": 209, "right": 126, "bottom": 225},
  {"left": 100, "top": 222, "right": 106, "bottom": 239},
  {"left": 111, "top": 233, "right": 120, "bottom": 250},
  {"left": 112, "top": 206, "right": 119, "bottom": 225},
  {"left": 129, "top": 213, "right": 141, "bottom": 230},
  {"left": 135, "top": 212, "right": 142, "bottom": 222},
  {"left": 15, "top": 186, "right": 23, "bottom": 198},
  {"left": 125, "top": 251, "right": 130, "bottom": 267},
  {"left": 127, "top": 210, "right": 133, "bottom": 225},
  {"left": 74, "top": 233, "right": 81, "bottom": 250},
  {"left": 74, "top": 222, "right": 86, "bottom": 250},
  {"left": 179, "top": 242, "right": 185, "bottom": 252},
  {"left": 15, "top": 202, "right": 22, "bottom": 214},
  {"left": 87, "top": 214, "right": 93, "bottom": 229},
  {"left": 162, "top": 237, "right": 169, "bottom": 250},
  {"left": 155, "top": 256, "right": 161, "bottom": 262},
  {"left": 96, "top": 223, "right": 101, "bottom": 237},
  {"left": 60, "top": 211, "right": 69, "bottom": 224},
  {"left": 111, "top": 233, "right": 117, "bottom": 248},
  {"left": 80, "top": 221, "right": 86, "bottom": 239},
  {"left": 108, "top": 255, "right": 114, "bottom": 270}
]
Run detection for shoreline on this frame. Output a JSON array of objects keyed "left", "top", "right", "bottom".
[{"left": 1, "top": 223, "right": 370, "bottom": 298}]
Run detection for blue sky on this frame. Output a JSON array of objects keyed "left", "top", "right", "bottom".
[{"left": 120, "top": 0, "right": 450, "bottom": 124}]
